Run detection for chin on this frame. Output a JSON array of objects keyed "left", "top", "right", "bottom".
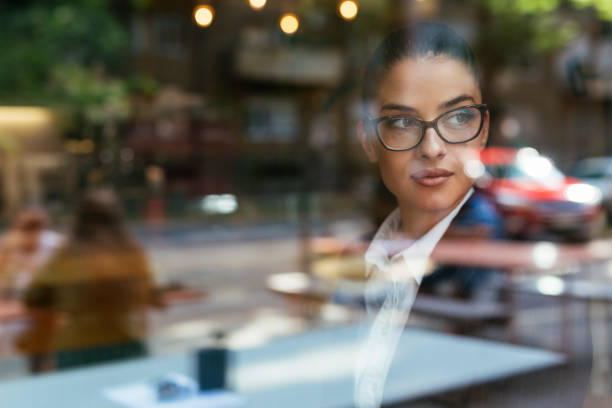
[
  {"left": 410, "top": 188, "right": 467, "bottom": 213},
  {"left": 415, "top": 199, "right": 457, "bottom": 213}
]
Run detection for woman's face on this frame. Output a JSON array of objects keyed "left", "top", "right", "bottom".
[{"left": 360, "top": 56, "right": 488, "bottom": 216}]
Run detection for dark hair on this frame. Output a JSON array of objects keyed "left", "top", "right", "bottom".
[
  {"left": 71, "top": 188, "right": 137, "bottom": 249},
  {"left": 362, "top": 22, "right": 481, "bottom": 117}
]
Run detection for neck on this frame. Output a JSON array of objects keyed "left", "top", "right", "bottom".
[
  {"left": 398, "top": 189, "right": 472, "bottom": 239},
  {"left": 399, "top": 205, "right": 454, "bottom": 239}
]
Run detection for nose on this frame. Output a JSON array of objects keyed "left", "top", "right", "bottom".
[{"left": 417, "top": 127, "right": 447, "bottom": 160}]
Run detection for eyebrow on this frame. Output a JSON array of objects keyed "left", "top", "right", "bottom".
[
  {"left": 380, "top": 94, "right": 476, "bottom": 114},
  {"left": 438, "top": 95, "right": 476, "bottom": 110},
  {"left": 380, "top": 103, "right": 417, "bottom": 113}
]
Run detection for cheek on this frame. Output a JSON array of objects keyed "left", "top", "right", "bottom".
[
  {"left": 449, "top": 143, "right": 484, "bottom": 180},
  {"left": 376, "top": 151, "right": 413, "bottom": 193}
]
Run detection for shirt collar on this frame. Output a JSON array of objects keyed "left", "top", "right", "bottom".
[{"left": 365, "top": 188, "right": 474, "bottom": 283}]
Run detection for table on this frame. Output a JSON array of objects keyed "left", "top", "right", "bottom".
[
  {"left": 312, "top": 237, "right": 612, "bottom": 272},
  {"left": 0, "top": 324, "right": 564, "bottom": 408},
  {"left": 310, "top": 237, "right": 612, "bottom": 344},
  {"left": 0, "top": 289, "right": 207, "bottom": 357},
  {"left": 516, "top": 271, "right": 612, "bottom": 393}
]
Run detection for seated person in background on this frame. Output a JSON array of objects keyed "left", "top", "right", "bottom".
[
  {"left": 18, "top": 189, "right": 157, "bottom": 371},
  {"left": 420, "top": 189, "right": 504, "bottom": 300}
]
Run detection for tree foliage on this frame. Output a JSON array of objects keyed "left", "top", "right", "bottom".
[
  {"left": 478, "top": 0, "right": 610, "bottom": 69},
  {"left": 0, "top": 0, "right": 132, "bottom": 124},
  {"left": 484, "top": 0, "right": 611, "bottom": 20}
]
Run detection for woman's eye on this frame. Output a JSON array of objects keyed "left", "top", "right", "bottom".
[
  {"left": 386, "top": 117, "right": 419, "bottom": 130},
  {"left": 447, "top": 110, "right": 476, "bottom": 125}
]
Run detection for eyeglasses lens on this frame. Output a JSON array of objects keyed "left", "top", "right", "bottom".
[{"left": 377, "top": 107, "right": 483, "bottom": 150}]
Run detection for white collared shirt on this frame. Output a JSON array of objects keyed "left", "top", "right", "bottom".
[
  {"left": 365, "top": 187, "right": 474, "bottom": 284},
  {"left": 354, "top": 187, "right": 474, "bottom": 408}
]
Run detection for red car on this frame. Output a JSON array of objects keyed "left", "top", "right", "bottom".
[{"left": 479, "top": 147, "right": 606, "bottom": 241}]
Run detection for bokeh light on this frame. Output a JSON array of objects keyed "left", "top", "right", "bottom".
[
  {"left": 532, "top": 242, "right": 559, "bottom": 269},
  {"left": 536, "top": 276, "right": 565, "bottom": 296},
  {"left": 500, "top": 116, "right": 521, "bottom": 139},
  {"left": 0, "top": 107, "right": 54, "bottom": 127},
  {"left": 249, "top": 0, "right": 267, "bottom": 10},
  {"left": 280, "top": 13, "right": 299, "bottom": 35},
  {"left": 200, "top": 194, "right": 239, "bottom": 214},
  {"left": 338, "top": 0, "right": 358, "bottom": 20},
  {"left": 516, "top": 147, "right": 555, "bottom": 180},
  {"left": 564, "top": 183, "right": 602, "bottom": 205},
  {"left": 464, "top": 159, "right": 486, "bottom": 180},
  {"left": 193, "top": 5, "right": 214, "bottom": 27}
]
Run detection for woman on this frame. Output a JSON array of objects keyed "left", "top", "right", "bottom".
[
  {"left": 357, "top": 22, "right": 491, "bottom": 280},
  {"left": 19, "top": 189, "right": 156, "bottom": 370},
  {"left": 353, "top": 23, "right": 590, "bottom": 408}
]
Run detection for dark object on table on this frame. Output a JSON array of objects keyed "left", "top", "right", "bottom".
[{"left": 197, "top": 345, "right": 228, "bottom": 391}]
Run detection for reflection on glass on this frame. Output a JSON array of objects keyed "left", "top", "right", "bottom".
[{"left": 0, "top": 1, "right": 610, "bottom": 407}]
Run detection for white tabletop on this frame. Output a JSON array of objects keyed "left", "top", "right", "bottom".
[{"left": 0, "top": 324, "right": 564, "bottom": 408}]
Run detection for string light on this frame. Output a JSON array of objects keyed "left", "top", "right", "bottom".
[
  {"left": 249, "top": 0, "right": 267, "bottom": 10},
  {"left": 338, "top": 0, "right": 358, "bottom": 20},
  {"left": 193, "top": 5, "right": 214, "bottom": 27},
  {"left": 280, "top": 13, "right": 299, "bottom": 34}
]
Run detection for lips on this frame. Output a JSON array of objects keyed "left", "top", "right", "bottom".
[{"left": 411, "top": 168, "right": 454, "bottom": 187}]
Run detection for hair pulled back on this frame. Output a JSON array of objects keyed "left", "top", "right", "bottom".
[{"left": 362, "top": 22, "right": 481, "bottom": 116}]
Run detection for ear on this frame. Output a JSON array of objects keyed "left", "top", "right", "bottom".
[{"left": 358, "top": 120, "right": 379, "bottom": 163}]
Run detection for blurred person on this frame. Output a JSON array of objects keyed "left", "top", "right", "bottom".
[
  {"left": 0, "top": 208, "right": 62, "bottom": 358},
  {"left": 369, "top": 180, "right": 504, "bottom": 301},
  {"left": 18, "top": 189, "right": 157, "bottom": 371},
  {"left": 353, "top": 23, "right": 590, "bottom": 408},
  {"left": 420, "top": 188, "right": 505, "bottom": 300},
  {"left": 0, "top": 208, "right": 62, "bottom": 300}
]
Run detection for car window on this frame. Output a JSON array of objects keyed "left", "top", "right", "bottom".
[
  {"left": 571, "top": 159, "right": 612, "bottom": 178},
  {"left": 485, "top": 165, "right": 506, "bottom": 178},
  {"left": 574, "top": 169, "right": 607, "bottom": 178}
]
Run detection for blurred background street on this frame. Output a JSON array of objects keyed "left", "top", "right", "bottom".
[{"left": 2, "top": 0, "right": 612, "bottom": 406}]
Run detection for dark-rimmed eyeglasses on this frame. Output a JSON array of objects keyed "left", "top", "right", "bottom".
[{"left": 367, "top": 104, "right": 488, "bottom": 151}]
